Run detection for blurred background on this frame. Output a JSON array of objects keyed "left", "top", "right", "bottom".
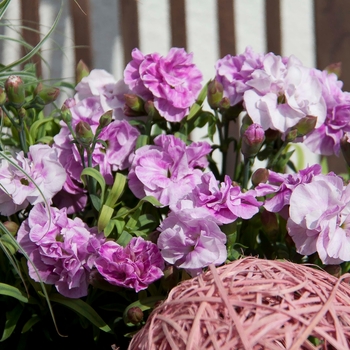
[{"left": 1, "top": 0, "right": 350, "bottom": 172}]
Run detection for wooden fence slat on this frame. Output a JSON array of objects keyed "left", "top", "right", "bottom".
[
  {"left": 217, "top": 0, "right": 235, "bottom": 57},
  {"left": 265, "top": 0, "right": 281, "bottom": 55},
  {"left": 216, "top": 0, "right": 238, "bottom": 176},
  {"left": 20, "top": 0, "right": 42, "bottom": 77},
  {"left": 120, "top": 0, "right": 139, "bottom": 67},
  {"left": 314, "top": 0, "right": 350, "bottom": 174},
  {"left": 169, "top": 0, "right": 187, "bottom": 49},
  {"left": 70, "top": 0, "right": 93, "bottom": 72}
]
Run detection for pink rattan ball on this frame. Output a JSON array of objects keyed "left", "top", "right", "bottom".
[{"left": 128, "top": 257, "right": 350, "bottom": 350}]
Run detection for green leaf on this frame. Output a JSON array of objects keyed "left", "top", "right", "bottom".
[
  {"left": 29, "top": 117, "right": 53, "bottom": 142},
  {"left": 0, "top": 0, "right": 12, "bottom": 21},
  {"left": 90, "top": 194, "right": 101, "bottom": 211},
  {"left": 0, "top": 283, "right": 28, "bottom": 303},
  {"left": 98, "top": 204, "right": 114, "bottom": 233},
  {"left": 49, "top": 293, "right": 113, "bottom": 333},
  {"left": 135, "top": 135, "right": 149, "bottom": 150},
  {"left": 0, "top": 304, "right": 23, "bottom": 342},
  {"left": 117, "top": 231, "right": 132, "bottom": 247},
  {"left": 141, "top": 196, "right": 162, "bottom": 207},
  {"left": 21, "top": 315, "right": 41, "bottom": 333},
  {"left": 80, "top": 167, "right": 106, "bottom": 204},
  {"left": 105, "top": 173, "right": 126, "bottom": 207}
]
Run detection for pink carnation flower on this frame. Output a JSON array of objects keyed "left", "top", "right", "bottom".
[
  {"left": 172, "top": 172, "right": 261, "bottom": 224},
  {"left": 244, "top": 54, "right": 326, "bottom": 132},
  {"left": 94, "top": 237, "right": 164, "bottom": 292},
  {"left": 287, "top": 173, "right": 350, "bottom": 264},
  {"left": 215, "top": 46, "right": 264, "bottom": 106},
  {"left": 124, "top": 47, "right": 203, "bottom": 122},
  {"left": 158, "top": 206, "right": 227, "bottom": 276},
  {"left": 17, "top": 203, "right": 105, "bottom": 298},
  {"left": 75, "top": 69, "right": 135, "bottom": 120},
  {"left": 128, "top": 134, "right": 211, "bottom": 206},
  {"left": 0, "top": 144, "right": 66, "bottom": 215},
  {"left": 304, "top": 69, "right": 350, "bottom": 156},
  {"left": 255, "top": 164, "right": 322, "bottom": 218}
]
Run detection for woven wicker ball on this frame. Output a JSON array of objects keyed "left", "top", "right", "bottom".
[{"left": 128, "top": 257, "right": 350, "bottom": 350}]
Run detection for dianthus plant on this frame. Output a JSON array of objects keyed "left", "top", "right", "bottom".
[{"left": 1, "top": 46, "right": 350, "bottom": 344}]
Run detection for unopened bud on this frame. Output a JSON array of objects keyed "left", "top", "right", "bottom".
[
  {"left": 0, "top": 87, "right": 6, "bottom": 105},
  {"left": 341, "top": 133, "right": 350, "bottom": 167},
  {"left": 294, "top": 115, "right": 317, "bottom": 137},
  {"left": 126, "top": 307, "right": 143, "bottom": 324},
  {"left": 251, "top": 168, "right": 269, "bottom": 186},
  {"left": 34, "top": 83, "right": 60, "bottom": 105},
  {"left": 5, "top": 75, "right": 25, "bottom": 108},
  {"left": 284, "top": 128, "right": 298, "bottom": 143},
  {"left": 61, "top": 104, "right": 72, "bottom": 124},
  {"left": 261, "top": 210, "right": 279, "bottom": 242},
  {"left": 99, "top": 110, "right": 112, "bottom": 128},
  {"left": 144, "top": 101, "right": 158, "bottom": 118},
  {"left": 207, "top": 79, "right": 223, "bottom": 109},
  {"left": 2, "top": 221, "right": 19, "bottom": 236},
  {"left": 75, "top": 121, "right": 93, "bottom": 147},
  {"left": 124, "top": 94, "right": 145, "bottom": 113},
  {"left": 325, "top": 62, "right": 342, "bottom": 78},
  {"left": 76, "top": 60, "right": 90, "bottom": 84},
  {"left": 265, "top": 128, "right": 280, "bottom": 142},
  {"left": 241, "top": 123, "right": 265, "bottom": 158},
  {"left": 219, "top": 96, "right": 230, "bottom": 110}
]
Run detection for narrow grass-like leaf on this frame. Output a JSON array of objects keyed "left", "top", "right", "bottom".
[
  {"left": 0, "top": 283, "right": 28, "bottom": 303},
  {"left": 0, "top": 2, "right": 62, "bottom": 72},
  {"left": 49, "top": 293, "right": 113, "bottom": 333},
  {"left": 0, "top": 222, "right": 65, "bottom": 337},
  {"left": 0, "top": 0, "right": 13, "bottom": 21}
]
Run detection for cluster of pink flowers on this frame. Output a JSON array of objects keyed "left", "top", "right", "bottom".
[
  {"left": 52, "top": 75, "right": 140, "bottom": 213},
  {"left": 10, "top": 45, "right": 350, "bottom": 301}
]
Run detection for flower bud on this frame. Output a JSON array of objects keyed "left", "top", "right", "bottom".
[
  {"left": 325, "top": 62, "right": 341, "bottom": 78},
  {"left": 144, "top": 100, "right": 161, "bottom": 119},
  {"left": 126, "top": 307, "right": 144, "bottom": 324},
  {"left": 241, "top": 123, "right": 265, "bottom": 158},
  {"left": 76, "top": 59, "right": 90, "bottom": 84},
  {"left": 341, "top": 133, "right": 350, "bottom": 167},
  {"left": 265, "top": 128, "right": 280, "bottom": 142},
  {"left": 219, "top": 96, "right": 230, "bottom": 110},
  {"left": 261, "top": 210, "right": 279, "bottom": 242},
  {"left": 2, "top": 221, "right": 19, "bottom": 236},
  {"left": 124, "top": 94, "right": 145, "bottom": 113},
  {"left": 207, "top": 79, "right": 223, "bottom": 109},
  {"left": 284, "top": 128, "right": 298, "bottom": 143},
  {"left": 0, "top": 87, "right": 6, "bottom": 105},
  {"left": 61, "top": 104, "right": 72, "bottom": 124},
  {"left": 294, "top": 115, "right": 317, "bottom": 137},
  {"left": 5, "top": 75, "right": 25, "bottom": 108},
  {"left": 34, "top": 83, "right": 60, "bottom": 105},
  {"left": 75, "top": 121, "right": 93, "bottom": 148},
  {"left": 99, "top": 110, "right": 112, "bottom": 128},
  {"left": 251, "top": 168, "right": 269, "bottom": 186}
]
